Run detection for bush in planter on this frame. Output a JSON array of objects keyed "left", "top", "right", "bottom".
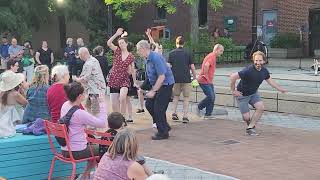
[
  {"left": 215, "top": 37, "right": 236, "bottom": 50},
  {"left": 270, "top": 33, "right": 301, "bottom": 48}
]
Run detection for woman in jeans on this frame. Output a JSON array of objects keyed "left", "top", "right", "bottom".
[
  {"left": 22, "top": 41, "right": 34, "bottom": 83},
  {"left": 61, "top": 82, "right": 107, "bottom": 179}
]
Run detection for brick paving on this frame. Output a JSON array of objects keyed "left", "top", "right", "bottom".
[{"left": 136, "top": 119, "right": 320, "bottom": 180}]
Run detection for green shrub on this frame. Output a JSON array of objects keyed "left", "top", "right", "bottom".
[
  {"left": 215, "top": 37, "right": 236, "bottom": 50},
  {"left": 159, "top": 38, "right": 175, "bottom": 50},
  {"left": 270, "top": 33, "right": 301, "bottom": 48},
  {"left": 127, "top": 33, "right": 145, "bottom": 45}
]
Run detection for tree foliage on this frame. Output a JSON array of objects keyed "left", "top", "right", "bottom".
[
  {"left": 0, "top": 0, "right": 88, "bottom": 42},
  {"left": 104, "top": 0, "right": 223, "bottom": 21}
]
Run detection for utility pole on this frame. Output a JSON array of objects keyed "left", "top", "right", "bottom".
[
  {"left": 107, "top": 4, "right": 113, "bottom": 37},
  {"left": 252, "top": 0, "right": 257, "bottom": 43}
]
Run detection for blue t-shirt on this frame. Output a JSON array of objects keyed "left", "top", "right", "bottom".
[
  {"left": 64, "top": 46, "right": 76, "bottom": 63},
  {"left": 0, "top": 44, "right": 10, "bottom": 59},
  {"left": 237, "top": 65, "right": 270, "bottom": 96},
  {"left": 146, "top": 51, "right": 175, "bottom": 86}
]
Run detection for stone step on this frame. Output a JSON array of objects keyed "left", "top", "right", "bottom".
[
  {"left": 214, "top": 74, "right": 320, "bottom": 94},
  {"left": 189, "top": 86, "right": 320, "bottom": 117}
]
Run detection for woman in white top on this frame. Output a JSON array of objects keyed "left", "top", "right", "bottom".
[{"left": 0, "top": 71, "right": 27, "bottom": 138}]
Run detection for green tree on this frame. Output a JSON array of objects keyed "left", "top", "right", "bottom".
[
  {"left": 0, "top": 0, "right": 51, "bottom": 41},
  {"left": 104, "top": 0, "right": 223, "bottom": 42},
  {"left": 0, "top": 0, "right": 88, "bottom": 42}
]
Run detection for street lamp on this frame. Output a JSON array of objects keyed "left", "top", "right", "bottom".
[{"left": 57, "top": 0, "right": 64, "bottom": 4}]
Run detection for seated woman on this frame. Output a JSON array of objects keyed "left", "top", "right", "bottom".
[
  {"left": 47, "top": 65, "right": 71, "bottom": 123},
  {"left": 6, "top": 59, "right": 20, "bottom": 73},
  {"left": 61, "top": 82, "right": 107, "bottom": 179},
  {"left": 94, "top": 128, "right": 151, "bottom": 180},
  {"left": 22, "top": 65, "right": 50, "bottom": 123},
  {"left": 0, "top": 71, "right": 28, "bottom": 138}
]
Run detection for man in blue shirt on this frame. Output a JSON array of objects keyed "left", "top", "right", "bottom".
[
  {"left": 0, "top": 37, "right": 10, "bottom": 69},
  {"left": 230, "top": 51, "right": 287, "bottom": 136},
  {"left": 136, "top": 40, "right": 175, "bottom": 140}
]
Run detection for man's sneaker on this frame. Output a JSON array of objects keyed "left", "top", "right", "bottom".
[
  {"left": 172, "top": 113, "right": 180, "bottom": 122},
  {"left": 152, "top": 123, "right": 157, "bottom": 128},
  {"left": 246, "top": 128, "right": 259, "bottom": 136},
  {"left": 136, "top": 109, "right": 145, "bottom": 114},
  {"left": 182, "top": 117, "right": 189, "bottom": 124},
  {"left": 204, "top": 115, "right": 215, "bottom": 120},
  {"left": 126, "top": 119, "right": 134, "bottom": 123},
  {"left": 196, "top": 108, "right": 202, "bottom": 117}
]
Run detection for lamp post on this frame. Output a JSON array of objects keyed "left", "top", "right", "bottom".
[{"left": 252, "top": 0, "right": 257, "bottom": 43}]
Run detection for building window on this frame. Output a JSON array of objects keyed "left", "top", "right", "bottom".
[
  {"left": 157, "top": 6, "right": 166, "bottom": 20},
  {"left": 198, "top": 0, "right": 208, "bottom": 27}
]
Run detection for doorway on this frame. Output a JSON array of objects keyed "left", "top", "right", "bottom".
[
  {"left": 262, "top": 10, "right": 278, "bottom": 45},
  {"left": 309, "top": 9, "right": 320, "bottom": 56}
]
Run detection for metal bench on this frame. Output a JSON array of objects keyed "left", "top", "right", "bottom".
[{"left": 0, "top": 134, "right": 86, "bottom": 179}]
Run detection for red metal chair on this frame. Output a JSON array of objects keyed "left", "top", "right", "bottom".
[
  {"left": 44, "top": 120, "right": 99, "bottom": 180},
  {"left": 85, "top": 129, "right": 113, "bottom": 162}
]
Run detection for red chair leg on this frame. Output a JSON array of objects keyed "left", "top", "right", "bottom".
[
  {"left": 48, "top": 156, "right": 57, "bottom": 180},
  {"left": 70, "top": 162, "right": 77, "bottom": 180}
]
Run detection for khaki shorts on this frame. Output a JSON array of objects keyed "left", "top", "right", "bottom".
[{"left": 173, "top": 83, "right": 192, "bottom": 97}]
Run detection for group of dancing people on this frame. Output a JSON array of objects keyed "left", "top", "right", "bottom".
[{"left": 0, "top": 26, "right": 288, "bottom": 179}]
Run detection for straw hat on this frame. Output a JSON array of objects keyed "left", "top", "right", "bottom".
[{"left": 0, "top": 71, "right": 25, "bottom": 91}]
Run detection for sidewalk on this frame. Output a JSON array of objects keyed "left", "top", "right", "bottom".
[{"left": 128, "top": 99, "right": 320, "bottom": 180}]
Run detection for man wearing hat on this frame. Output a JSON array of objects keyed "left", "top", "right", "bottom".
[{"left": 0, "top": 71, "right": 27, "bottom": 138}]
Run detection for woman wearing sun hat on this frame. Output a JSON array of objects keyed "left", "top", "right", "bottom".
[{"left": 0, "top": 70, "right": 28, "bottom": 138}]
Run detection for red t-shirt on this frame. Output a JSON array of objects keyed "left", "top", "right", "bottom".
[
  {"left": 47, "top": 83, "right": 68, "bottom": 123},
  {"left": 198, "top": 52, "right": 217, "bottom": 84},
  {"left": 47, "top": 83, "right": 84, "bottom": 123}
]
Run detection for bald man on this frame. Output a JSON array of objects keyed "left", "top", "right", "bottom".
[
  {"left": 73, "top": 47, "right": 106, "bottom": 115},
  {"left": 197, "top": 44, "right": 224, "bottom": 119},
  {"left": 8, "top": 38, "right": 23, "bottom": 72}
]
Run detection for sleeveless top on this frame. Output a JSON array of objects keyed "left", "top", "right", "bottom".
[
  {"left": 0, "top": 91, "right": 23, "bottom": 138},
  {"left": 94, "top": 154, "right": 135, "bottom": 180},
  {"left": 108, "top": 48, "right": 134, "bottom": 88}
]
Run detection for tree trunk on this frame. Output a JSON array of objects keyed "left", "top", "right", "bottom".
[{"left": 190, "top": 0, "right": 200, "bottom": 45}]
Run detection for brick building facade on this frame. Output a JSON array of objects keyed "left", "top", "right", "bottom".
[{"left": 128, "top": 0, "right": 320, "bottom": 55}]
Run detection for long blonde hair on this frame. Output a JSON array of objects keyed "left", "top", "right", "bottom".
[
  {"left": 32, "top": 65, "right": 49, "bottom": 87},
  {"left": 108, "top": 128, "right": 139, "bottom": 161}
]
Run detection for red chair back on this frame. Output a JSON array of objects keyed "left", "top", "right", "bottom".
[
  {"left": 44, "top": 120, "right": 75, "bottom": 161},
  {"left": 85, "top": 129, "right": 113, "bottom": 146}
]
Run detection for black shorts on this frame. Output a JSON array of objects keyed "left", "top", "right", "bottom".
[{"left": 110, "top": 87, "right": 121, "bottom": 94}]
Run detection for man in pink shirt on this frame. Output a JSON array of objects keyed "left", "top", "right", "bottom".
[{"left": 197, "top": 44, "right": 224, "bottom": 119}]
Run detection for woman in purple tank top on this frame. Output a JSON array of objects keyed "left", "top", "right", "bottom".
[{"left": 94, "top": 128, "right": 151, "bottom": 180}]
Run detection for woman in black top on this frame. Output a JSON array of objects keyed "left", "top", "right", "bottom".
[
  {"left": 93, "top": 46, "right": 108, "bottom": 86},
  {"left": 35, "top": 41, "right": 54, "bottom": 70}
]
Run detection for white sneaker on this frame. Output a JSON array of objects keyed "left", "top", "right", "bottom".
[{"left": 152, "top": 123, "right": 157, "bottom": 128}]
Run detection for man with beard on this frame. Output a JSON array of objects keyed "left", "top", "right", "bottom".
[{"left": 230, "top": 51, "right": 287, "bottom": 136}]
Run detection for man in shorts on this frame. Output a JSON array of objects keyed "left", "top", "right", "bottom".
[
  {"left": 168, "top": 36, "right": 197, "bottom": 123},
  {"left": 230, "top": 51, "right": 287, "bottom": 135}
]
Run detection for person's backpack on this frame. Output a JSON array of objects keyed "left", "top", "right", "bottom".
[{"left": 55, "top": 106, "right": 80, "bottom": 146}]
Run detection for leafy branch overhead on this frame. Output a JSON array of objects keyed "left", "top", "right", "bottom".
[{"left": 104, "top": 0, "right": 223, "bottom": 21}]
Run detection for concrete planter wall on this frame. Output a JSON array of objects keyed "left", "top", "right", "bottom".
[
  {"left": 314, "top": 49, "right": 320, "bottom": 58},
  {"left": 269, "top": 48, "right": 302, "bottom": 58}
]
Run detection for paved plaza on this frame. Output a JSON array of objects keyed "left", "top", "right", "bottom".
[{"left": 128, "top": 62, "right": 320, "bottom": 180}]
